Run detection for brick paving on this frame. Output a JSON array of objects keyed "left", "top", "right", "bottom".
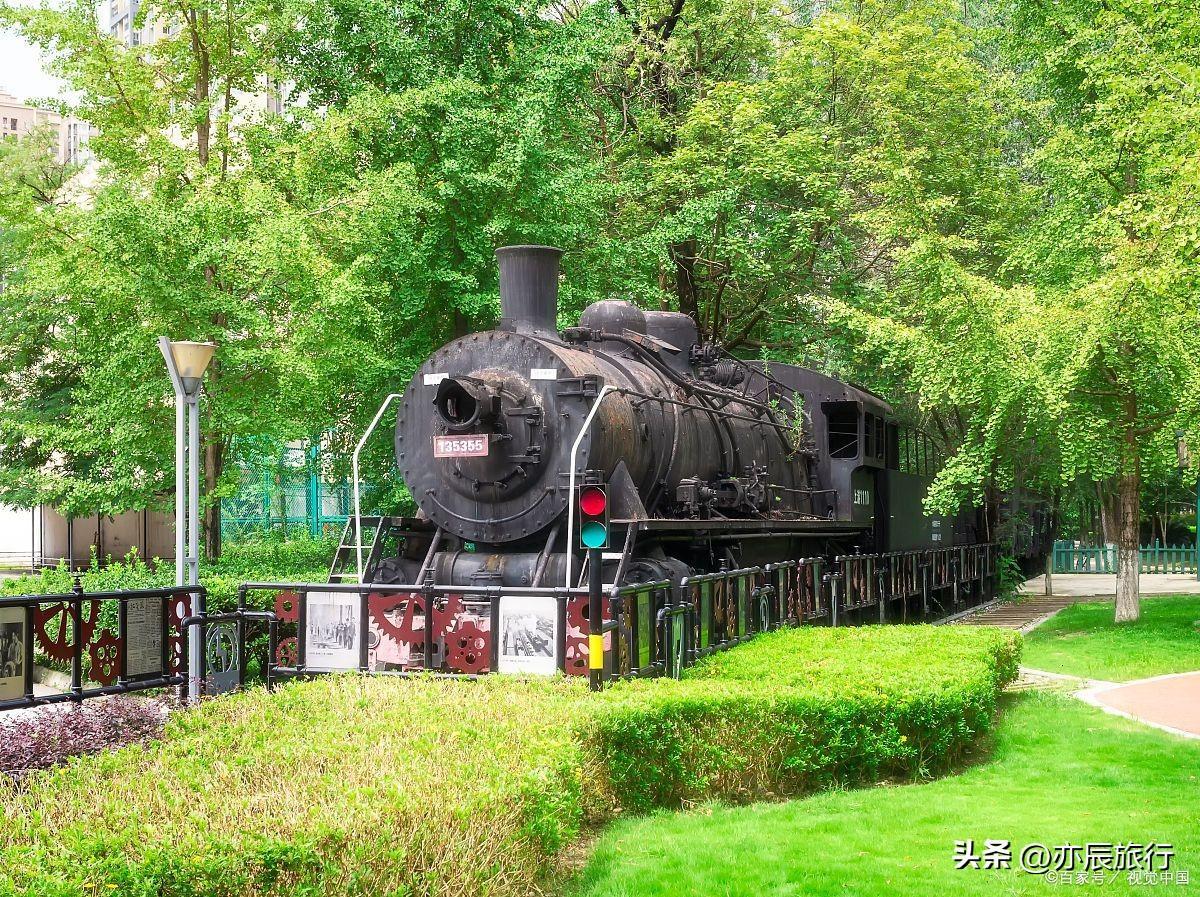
[
  {"left": 1080, "top": 673, "right": 1200, "bottom": 740},
  {"left": 957, "top": 595, "right": 1080, "bottom": 632}
]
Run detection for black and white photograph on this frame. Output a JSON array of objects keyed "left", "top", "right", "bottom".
[
  {"left": 497, "top": 596, "right": 558, "bottom": 675},
  {"left": 305, "top": 591, "right": 361, "bottom": 671},
  {"left": 0, "top": 609, "right": 26, "bottom": 702}
]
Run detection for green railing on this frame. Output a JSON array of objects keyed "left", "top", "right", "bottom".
[{"left": 1052, "top": 541, "right": 1198, "bottom": 574}]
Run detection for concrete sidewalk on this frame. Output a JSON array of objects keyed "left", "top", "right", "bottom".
[{"left": 1021, "top": 573, "right": 1200, "bottom": 597}]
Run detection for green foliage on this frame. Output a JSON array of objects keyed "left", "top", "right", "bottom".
[
  {"left": 0, "top": 0, "right": 621, "bottom": 528},
  {"left": 588, "top": 625, "right": 1020, "bottom": 812},
  {"left": 1023, "top": 595, "right": 1200, "bottom": 682},
  {"left": 0, "top": 625, "right": 1017, "bottom": 896},
  {"left": 572, "top": 692, "right": 1200, "bottom": 897},
  {"left": 0, "top": 676, "right": 589, "bottom": 897},
  {"left": 1, "top": 0, "right": 1196, "bottom": 610},
  {"left": 0, "top": 535, "right": 332, "bottom": 614},
  {"left": 996, "top": 555, "right": 1027, "bottom": 601}
]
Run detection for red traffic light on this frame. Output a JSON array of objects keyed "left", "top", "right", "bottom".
[{"left": 579, "top": 485, "right": 607, "bottom": 517}]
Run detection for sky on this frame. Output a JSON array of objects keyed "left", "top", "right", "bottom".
[{"left": 0, "top": 0, "right": 67, "bottom": 104}]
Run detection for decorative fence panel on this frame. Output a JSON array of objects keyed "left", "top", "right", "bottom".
[
  {"left": 0, "top": 543, "right": 1001, "bottom": 714},
  {"left": 0, "top": 584, "right": 202, "bottom": 712},
  {"left": 236, "top": 543, "right": 999, "bottom": 691},
  {"left": 1052, "top": 541, "right": 1198, "bottom": 574}
]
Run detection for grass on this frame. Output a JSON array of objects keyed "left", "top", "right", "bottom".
[
  {"left": 1022, "top": 595, "right": 1200, "bottom": 681},
  {"left": 570, "top": 693, "right": 1200, "bottom": 897},
  {"left": 0, "top": 625, "right": 1018, "bottom": 897},
  {"left": 0, "top": 676, "right": 590, "bottom": 897}
]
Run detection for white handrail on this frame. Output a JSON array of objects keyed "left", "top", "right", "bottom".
[
  {"left": 564, "top": 384, "right": 617, "bottom": 589},
  {"left": 352, "top": 393, "right": 404, "bottom": 581}
]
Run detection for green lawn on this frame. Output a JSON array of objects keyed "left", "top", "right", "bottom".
[
  {"left": 1022, "top": 595, "right": 1200, "bottom": 681},
  {"left": 570, "top": 693, "right": 1199, "bottom": 897}
]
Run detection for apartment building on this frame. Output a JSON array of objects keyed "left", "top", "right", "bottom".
[
  {"left": 107, "top": 0, "right": 181, "bottom": 47},
  {"left": 104, "top": 2, "right": 284, "bottom": 116},
  {"left": 0, "top": 90, "right": 91, "bottom": 165}
]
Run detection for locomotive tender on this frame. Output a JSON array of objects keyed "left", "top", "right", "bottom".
[{"left": 370, "top": 245, "right": 965, "bottom": 592}]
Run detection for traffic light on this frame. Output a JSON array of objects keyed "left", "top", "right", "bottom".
[{"left": 578, "top": 484, "right": 609, "bottom": 549}]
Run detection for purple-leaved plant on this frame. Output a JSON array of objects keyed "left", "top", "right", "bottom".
[{"left": 0, "top": 696, "right": 169, "bottom": 782}]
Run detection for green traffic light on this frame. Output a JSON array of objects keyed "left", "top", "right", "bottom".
[{"left": 581, "top": 520, "right": 608, "bottom": 548}]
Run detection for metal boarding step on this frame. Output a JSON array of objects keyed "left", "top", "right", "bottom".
[{"left": 329, "top": 516, "right": 397, "bottom": 583}]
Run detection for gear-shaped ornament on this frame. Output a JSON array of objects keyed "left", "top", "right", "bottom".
[
  {"left": 275, "top": 637, "right": 299, "bottom": 668},
  {"left": 446, "top": 619, "right": 490, "bottom": 674},
  {"left": 88, "top": 629, "right": 121, "bottom": 685},
  {"left": 34, "top": 599, "right": 101, "bottom": 663}
]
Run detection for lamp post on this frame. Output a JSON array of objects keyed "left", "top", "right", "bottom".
[
  {"left": 1176, "top": 431, "right": 1198, "bottom": 583},
  {"left": 159, "top": 337, "right": 216, "bottom": 701}
]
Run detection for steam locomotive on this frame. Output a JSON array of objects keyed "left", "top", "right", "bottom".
[{"left": 360, "top": 245, "right": 998, "bottom": 592}]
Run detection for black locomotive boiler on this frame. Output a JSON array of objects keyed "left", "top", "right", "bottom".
[{"left": 366, "top": 245, "right": 966, "bottom": 592}]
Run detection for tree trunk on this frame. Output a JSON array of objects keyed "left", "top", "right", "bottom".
[
  {"left": 1114, "top": 469, "right": 1141, "bottom": 622},
  {"left": 669, "top": 240, "right": 701, "bottom": 329}
]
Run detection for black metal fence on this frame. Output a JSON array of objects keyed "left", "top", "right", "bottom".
[
  {"left": 0, "top": 583, "right": 201, "bottom": 713},
  {"left": 238, "top": 542, "right": 999, "bottom": 688},
  {"left": 0, "top": 543, "right": 999, "bottom": 713}
]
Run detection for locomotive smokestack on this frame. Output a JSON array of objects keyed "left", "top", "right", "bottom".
[{"left": 496, "top": 245, "right": 563, "bottom": 334}]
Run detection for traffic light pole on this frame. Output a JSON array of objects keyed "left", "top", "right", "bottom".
[{"left": 588, "top": 546, "right": 604, "bottom": 691}]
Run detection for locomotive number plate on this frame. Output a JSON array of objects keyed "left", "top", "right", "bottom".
[{"left": 433, "top": 435, "right": 489, "bottom": 458}]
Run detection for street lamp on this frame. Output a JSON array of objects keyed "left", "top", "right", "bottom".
[
  {"left": 1176, "top": 430, "right": 1198, "bottom": 583},
  {"left": 159, "top": 337, "right": 216, "bottom": 701}
]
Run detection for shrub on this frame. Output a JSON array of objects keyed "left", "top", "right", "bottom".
[
  {"left": 0, "top": 625, "right": 1019, "bottom": 897},
  {"left": 0, "top": 697, "right": 168, "bottom": 783},
  {"left": 585, "top": 625, "right": 1021, "bottom": 812}
]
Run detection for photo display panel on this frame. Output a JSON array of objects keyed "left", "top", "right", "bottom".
[
  {"left": 497, "top": 596, "right": 559, "bottom": 675},
  {"left": 305, "top": 591, "right": 362, "bottom": 671},
  {"left": 0, "top": 608, "right": 27, "bottom": 702}
]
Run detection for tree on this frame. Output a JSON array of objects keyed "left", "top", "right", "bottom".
[
  {"left": 0, "top": 0, "right": 622, "bottom": 556},
  {"left": 0, "top": 0, "right": 370, "bottom": 556},
  {"left": 1002, "top": 0, "right": 1200, "bottom": 620}
]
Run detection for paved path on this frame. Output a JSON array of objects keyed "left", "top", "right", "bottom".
[
  {"left": 1021, "top": 573, "right": 1200, "bottom": 597},
  {"left": 1077, "top": 673, "right": 1200, "bottom": 740}
]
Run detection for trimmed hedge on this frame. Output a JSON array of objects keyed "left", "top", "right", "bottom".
[
  {"left": 0, "top": 625, "right": 1019, "bottom": 897},
  {"left": 587, "top": 625, "right": 1021, "bottom": 812},
  {"left": 0, "top": 534, "right": 335, "bottom": 614}
]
